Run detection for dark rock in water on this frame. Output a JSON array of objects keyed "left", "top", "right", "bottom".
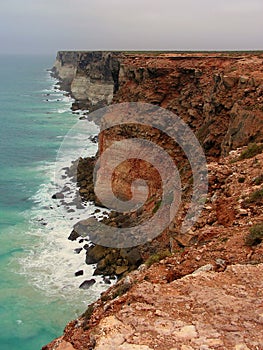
[
  {"left": 67, "top": 209, "right": 75, "bottom": 213},
  {"left": 94, "top": 208, "right": 101, "bottom": 214},
  {"left": 68, "top": 230, "right": 80, "bottom": 241},
  {"left": 79, "top": 116, "right": 87, "bottom": 120},
  {"left": 75, "top": 270, "right": 84, "bottom": 277},
  {"left": 79, "top": 279, "right": 96, "bottom": 289},
  {"left": 85, "top": 244, "right": 110, "bottom": 264},
  {"left": 120, "top": 248, "right": 142, "bottom": 266},
  {"left": 103, "top": 277, "right": 111, "bottom": 285},
  {"left": 62, "top": 186, "right": 71, "bottom": 192},
  {"left": 89, "top": 135, "right": 98, "bottom": 143},
  {"left": 52, "top": 192, "right": 64, "bottom": 199},
  {"left": 74, "top": 248, "right": 83, "bottom": 254}
]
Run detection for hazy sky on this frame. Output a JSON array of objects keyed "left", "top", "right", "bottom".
[{"left": 1, "top": 0, "right": 262, "bottom": 54}]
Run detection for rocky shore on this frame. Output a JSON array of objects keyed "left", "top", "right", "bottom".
[{"left": 44, "top": 51, "right": 263, "bottom": 349}]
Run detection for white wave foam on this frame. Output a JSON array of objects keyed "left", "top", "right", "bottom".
[{"left": 17, "top": 92, "right": 112, "bottom": 305}]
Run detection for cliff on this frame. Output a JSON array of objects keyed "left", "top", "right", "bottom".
[
  {"left": 44, "top": 52, "right": 263, "bottom": 349},
  {"left": 44, "top": 147, "right": 263, "bottom": 350},
  {"left": 52, "top": 51, "right": 120, "bottom": 111},
  {"left": 53, "top": 51, "right": 263, "bottom": 156}
]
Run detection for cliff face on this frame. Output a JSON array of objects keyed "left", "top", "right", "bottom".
[
  {"left": 52, "top": 51, "right": 120, "bottom": 111},
  {"left": 45, "top": 52, "right": 263, "bottom": 350},
  {"left": 44, "top": 142, "right": 263, "bottom": 350},
  {"left": 114, "top": 53, "right": 263, "bottom": 156},
  {"left": 53, "top": 51, "right": 263, "bottom": 156}
]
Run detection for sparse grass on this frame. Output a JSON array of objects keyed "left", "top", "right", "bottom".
[
  {"left": 238, "top": 143, "right": 263, "bottom": 160},
  {"left": 145, "top": 249, "right": 171, "bottom": 267},
  {"left": 152, "top": 200, "right": 162, "bottom": 214},
  {"left": 245, "top": 223, "right": 263, "bottom": 246},
  {"left": 111, "top": 283, "right": 131, "bottom": 299},
  {"left": 218, "top": 236, "right": 229, "bottom": 243},
  {"left": 228, "top": 65, "right": 238, "bottom": 72},
  {"left": 252, "top": 174, "right": 263, "bottom": 186},
  {"left": 82, "top": 304, "right": 95, "bottom": 330},
  {"left": 82, "top": 304, "right": 94, "bottom": 320},
  {"left": 246, "top": 187, "right": 263, "bottom": 204}
]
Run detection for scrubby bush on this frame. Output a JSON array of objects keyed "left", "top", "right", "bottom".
[
  {"left": 145, "top": 249, "right": 171, "bottom": 267},
  {"left": 245, "top": 223, "right": 263, "bottom": 246},
  {"left": 252, "top": 174, "right": 263, "bottom": 186},
  {"left": 238, "top": 143, "right": 263, "bottom": 160},
  {"left": 246, "top": 187, "right": 263, "bottom": 204}
]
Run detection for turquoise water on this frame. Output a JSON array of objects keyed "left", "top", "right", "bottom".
[{"left": 0, "top": 55, "right": 106, "bottom": 350}]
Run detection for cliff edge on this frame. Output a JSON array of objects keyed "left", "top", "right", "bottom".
[{"left": 44, "top": 52, "right": 263, "bottom": 350}]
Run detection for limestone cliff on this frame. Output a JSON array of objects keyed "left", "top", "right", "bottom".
[
  {"left": 53, "top": 51, "right": 263, "bottom": 156},
  {"left": 44, "top": 52, "right": 263, "bottom": 350},
  {"left": 52, "top": 51, "right": 120, "bottom": 111},
  {"left": 113, "top": 53, "right": 263, "bottom": 156}
]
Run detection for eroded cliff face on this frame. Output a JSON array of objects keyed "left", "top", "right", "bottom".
[
  {"left": 45, "top": 52, "right": 263, "bottom": 350},
  {"left": 114, "top": 53, "right": 263, "bottom": 156},
  {"left": 52, "top": 51, "right": 120, "bottom": 111},
  {"left": 53, "top": 51, "right": 263, "bottom": 156},
  {"left": 44, "top": 142, "right": 263, "bottom": 350}
]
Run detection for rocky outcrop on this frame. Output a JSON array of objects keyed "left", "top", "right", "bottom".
[
  {"left": 53, "top": 52, "right": 263, "bottom": 157},
  {"left": 44, "top": 52, "right": 263, "bottom": 349},
  {"left": 53, "top": 52, "right": 263, "bottom": 221},
  {"left": 44, "top": 262, "right": 263, "bottom": 350},
  {"left": 44, "top": 142, "right": 263, "bottom": 350},
  {"left": 52, "top": 51, "right": 120, "bottom": 111},
  {"left": 113, "top": 53, "right": 263, "bottom": 156}
]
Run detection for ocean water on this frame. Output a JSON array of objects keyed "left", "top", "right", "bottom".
[{"left": 0, "top": 55, "right": 108, "bottom": 350}]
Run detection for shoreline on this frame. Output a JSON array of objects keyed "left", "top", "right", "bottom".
[{"left": 43, "top": 51, "right": 263, "bottom": 349}]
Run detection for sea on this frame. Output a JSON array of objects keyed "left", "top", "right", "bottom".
[{"left": 0, "top": 55, "right": 109, "bottom": 350}]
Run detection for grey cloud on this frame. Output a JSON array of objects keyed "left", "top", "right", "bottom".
[{"left": 0, "top": 0, "right": 262, "bottom": 54}]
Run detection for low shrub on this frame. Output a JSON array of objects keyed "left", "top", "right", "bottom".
[
  {"left": 145, "top": 249, "right": 171, "bottom": 267},
  {"left": 246, "top": 187, "right": 263, "bottom": 204},
  {"left": 245, "top": 223, "right": 263, "bottom": 246},
  {"left": 252, "top": 174, "right": 263, "bottom": 186},
  {"left": 238, "top": 143, "right": 263, "bottom": 160}
]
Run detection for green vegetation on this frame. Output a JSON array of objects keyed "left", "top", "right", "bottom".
[
  {"left": 145, "top": 249, "right": 171, "bottom": 267},
  {"left": 152, "top": 200, "right": 162, "bottom": 214},
  {"left": 101, "top": 283, "right": 132, "bottom": 302},
  {"left": 246, "top": 187, "right": 263, "bottom": 204},
  {"left": 82, "top": 304, "right": 95, "bottom": 330},
  {"left": 245, "top": 223, "right": 263, "bottom": 246},
  {"left": 111, "top": 283, "right": 132, "bottom": 300},
  {"left": 82, "top": 304, "right": 94, "bottom": 320},
  {"left": 238, "top": 143, "right": 263, "bottom": 160},
  {"left": 252, "top": 174, "right": 263, "bottom": 186},
  {"left": 238, "top": 177, "right": 246, "bottom": 183}
]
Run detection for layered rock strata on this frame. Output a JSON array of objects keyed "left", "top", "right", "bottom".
[
  {"left": 44, "top": 52, "right": 263, "bottom": 349},
  {"left": 52, "top": 51, "right": 120, "bottom": 111}
]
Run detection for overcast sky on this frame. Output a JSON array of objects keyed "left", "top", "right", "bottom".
[{"left": 1, "top": 0, "right": 262, "bottom": 54}]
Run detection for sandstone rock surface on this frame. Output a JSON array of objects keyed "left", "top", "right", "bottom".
[{"left": 44, "top": 263, "right": 263, "bottom": 350}]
